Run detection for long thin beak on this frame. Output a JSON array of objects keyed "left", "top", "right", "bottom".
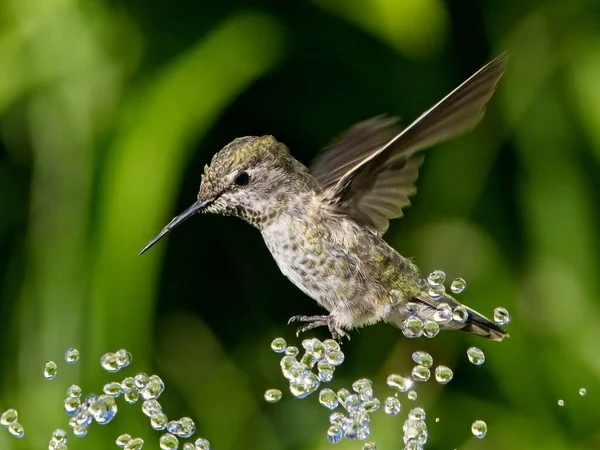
[{"left": 139, "top": 198, "right": 213, "bottom": 256}]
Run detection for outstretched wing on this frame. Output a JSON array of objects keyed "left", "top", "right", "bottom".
[{"left": 310, "top": 53, "right": 508, "bottom": 234}]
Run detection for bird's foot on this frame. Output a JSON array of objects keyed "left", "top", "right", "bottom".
[{"left": 288, "top": 315, "right": 350, "bottom": 342}]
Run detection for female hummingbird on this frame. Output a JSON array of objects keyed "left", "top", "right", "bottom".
[{"left": 140, "top": 54, "right": 509, "bottom": 341}]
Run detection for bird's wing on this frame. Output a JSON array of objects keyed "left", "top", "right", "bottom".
[{"left": 310, "top": 53, "right": 508, "bottom": 235}]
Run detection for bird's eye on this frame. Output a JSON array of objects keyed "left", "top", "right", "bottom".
[{"left": 234, "top": 171, "right": 250, "bottom": 186}]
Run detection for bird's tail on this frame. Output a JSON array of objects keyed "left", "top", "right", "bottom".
[{"left": 460, "top": 304, "right": 508, "bottom": 341}]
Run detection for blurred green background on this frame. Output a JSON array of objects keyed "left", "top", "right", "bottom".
[{"left": 1, "top": 0, "right": 600, "bottom": 449}]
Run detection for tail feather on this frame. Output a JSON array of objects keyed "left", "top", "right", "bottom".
[{"left": 460, "top": 305, "right": 509, "bottom": 341}]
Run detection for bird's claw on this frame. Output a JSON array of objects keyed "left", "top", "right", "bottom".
[{"left": 287, "top": 314, "right": 350, "bottom": 343}]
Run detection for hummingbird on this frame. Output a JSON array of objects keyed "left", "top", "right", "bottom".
[{"left": 140, "top": 54, "right": 509, "bottom": 342}]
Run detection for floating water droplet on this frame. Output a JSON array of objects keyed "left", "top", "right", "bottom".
[
  {"left": 452, "top": 305, "right": 468, "bottom": 323},
  {"left": 352, "top": 378, "right": 373, "bottom": 401},
  {"left": 427, "top": 270, "right": 446, "bottom": 286},
  {"left": 327, "top": 425, "right": 342, "bottom": 444},
  {"left": 411, "top": 365, "right": 431, "bottom": 382},
  {"left": 72, "top": 425, "right": 88, "bottom": 438},
  {"left": 434, "top": 365, "right": 453, "bottom": 384},
  {"left": 467, "top": 347, "right": 485, "bottom": 365},
  {"left": 289, "top": 373, "right": 320, "bottom": 398},
  {"left": 407, "top": 390, "right": 418, "bottom": 401},
  {"left": 8, "top": 421, "right": 24, "bottom": 438},
  {"left": 341, "top": 393, "right": 361, "bottom": 412},
  {"left": 318, "top": 388, "right": 338, "bottom": 410},
  {"left": 557, "top": 399, "right": 565, "bottom": 407},
  {"left": 67, "top": 384, "right": 82, "bottom": 398},
  {"left": 408, "top": 407, "right": 426, "bottom": 421},
  {"left": 103, "top": 381, "right": 122, "bottom": 397},
  {"left": 89, "top": 394, "right": 118, "bottom": 424},
  {"left": 317, "top": 361, "right": 335, "bottom": 382},
  {"left": 386, "top": 374, "right": 412, "bottom": 392},
  {"left": 194, "top": 437, "right": 210, "bottom": 450},
  {"left": 402, "top": 317, "right": 424, "bottom": 338},
  {"left": 64, "top": 397, "right": 81, "bottom": 415},
  {"left": 160, "top": 433, "right": 179, "bottom": 449},
  {"left": 115, "top": 349, "right": 132, "bottom": 368},
  {"left": 323, "top": 339, "right": 340, "bottom": 352},
  {"left": 300, "top": 352, "right": 317, "bottom": 368},
  {"left": 579, "top": 388, "right": 587, "bottom": 396},
  {"left": 403, "top": 416, "right": 427, "bottom": 445},
  {"left": 167, "top": 420, "right": 183, "bottom": 435},
  {"left": 326, "top": 349, "right": 345, "bottom": 366},
  {"left": 51, "top": 428, "right": 67, "bottom": 443},
  {"left": 142, "top": 375, "right": 165, "bottom": 400},
  {"left": 100, "top": 353, "right": 119, "bottom": 373},
  {"left": 264, "top": 389, "right": 282, "bottom": 404},
  {"left": 65, "top": 348, "right": 80, "bottom": 364},
  {"left": 134, "top": 373, "right": 150, "bottom": 390},
  {"left": 412, "top": 351, "right": 433, "bottom": 367},
  {"left": 471, "top": 420, "right": 487, "bottom": 439},
  {"left": 336, "top": 388, "right": 350, "bottom": 404},
  {"left": 121, "top": 377, "right": 135, "bottom": 393},
  {"left": 383, "top": 396, "right": 401, "bottom": 415},
  {"left": 435, "top": 417, "right": 440, "bottom": 423},
  {"left": 406, "top": 302, "right": 420, "bottom": 317},
  {"left": 303, "top": 338, "right": 326, "bottom": 360},
  {"left": 363, "top": 442, "right": 377, "bottom": 450},
  {"left": 124, "top": 437, "right": 144, "bottom": 450},
  {"left": 329, "top": 411, "right": 345, "bottom": 425},
  {"left": 142, "top": 400, "right": 162, "bottom": 416},
  {"left": 124, "top": 387, "right": 140, "bottom": 404},
  {"left": 285, "top": 346, "right": 299, "bottom": 356},
  {"left": 270, "top": 337, "right": 287, "bottom": 353},
  {"left": 117, "top": 433, "right": 132, "bottom": 447},
  {"left": 150, "top": 412, "right": 168, "bottom": 430},
  {"left": 428, "top": 284, "right": 446, "bottom": 298},
  {"left": 493, "top": 307, "right": 510, "bottom": 325},
  {"left": 1, "top": 409, "right": 18, "bottom": 426},
  {"left": 44, "top": 361, "right": 58, "bottom": 380},
  {"left": 177, "top": 417, "right": 195, "bottom": 438},
  {"left": 423, "top": 320, "right": 440, "bottom": 338},
  {"left": 450, "top": 278, "right": 466, "bottom": 294},
  {"left": 362, "top": 399, "right": 380, "bottom": 413},
  {"left": 434, "top": 302, "right": 453, "bottom": 323},
  {"left": 182, "top": 443, "right": 196, "bottom": 450}
]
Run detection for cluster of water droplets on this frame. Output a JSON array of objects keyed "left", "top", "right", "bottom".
[{"left": 2, "top": 347, "right": 211, "bottom": 449}]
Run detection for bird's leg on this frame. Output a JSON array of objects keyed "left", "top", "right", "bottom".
[{"left": 288, "top": 315, "right": 350, "bottom": 342}]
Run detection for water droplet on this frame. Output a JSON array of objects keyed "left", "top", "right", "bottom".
[
  {"left": 64, "top": 397, "right": 81, "bottom": 415},
  {"left": 51, "top": 428, "right": 67, "bottom": 443},
  {"left": 427, "top": 270, "right": 446, "bottom": 286},
  {"left": 428, "top": 284, "right": 446, "bottom": 298},
  {"left": 434, "top": 365, "right": 453, "bottom": 384},
  {"left": 493, "top": 307, "right": 510, "bottom": 325},
  {"left": 44, "top": 361, "right": 58, "bottom": 380},
  {"left": 124, "top": 387, "right": 140, "bottom": 404},
  {"left": 115, "top": 349, "right": 133, "bottom": 368},
  {"left": 402, "top": 317, "right": 424, "bottom": 338},
  {"left": 323, "top": 339, "right": 340, "bottom": 352},
  {"left": 103, "top": 381, "right": 122, "bottom": 397},
  {"left": 8, "top": 421, "right": 24, "bottom": 438},
  {"left": 327, "top": 425, "right": 342, "bottom": 444},
  {"left": 270, "top": 337, "right": 287, "bottom": 353},
  {"left": 408, "top": 407, "right": 426, "bottom": 421},
  {"left": 67, "top": 384, "right": 82, "bottom": 398},
  {"left": 412, "top": 351, "right": 433, "bottom": 367},
  {"left": 100, "top": 353, "right": 119, "bottom": 372},
  {"left": 557, "top": 399, "right": 565, "bottom": 407},
  {"left": 318, "top": 388, "right": 338, "bottom": 409},
  {"left": 117, "top": 433, "right": 132, "bottom": 447},
  {"left": 407, "top": 390, "right": 418, "bottom": 401},
  {"left": 1, "top": 409, "right": 18, "bottom": 426},
  {"left": 284, "top": 346, "right": 299, "bottom": 356},
  {"left": 467, "top": 347, "right": 485, "bottom": 365},
  {"left": 303, "top": 338, "right": 326, "bottom": 361},
  {"left": 72, "top": 425, "right": 88, "bottom": 438},
  {"left": 383, "top": 396, "right": 401, "bottom": 415},
  {"left": 423, "top": 320, "right": 440, "bottom": 338},
  {"left": 289, "top": 373, "right": 320, "bottom": 398},
  {"left": 121, "top": 377, "right": 135, "bottom": 393},
  {"left": 177, "top": 417, "right": 195, "bottom": 438},
  {"left": 352, "top": 378, "right": 373, "bottom": 400},
  {"left": 89, "top": 394, "right": 118, "bottom": 424},
  {"left": 341, "top": 393, "right": 361, "bottom": 412},
  {"left": 300, "top": 352, "right": 317, "bottom": 368},
  {"left": 362, "top": 399, "right": 380, "bottom": 413},
  {"left": 182, "top": 443, "right": 196, "bottom": 450},
  {"left": 403, "top": 417, "right": 427, "bottom": 445},
  {"left": 142, "top": 400, "right": 162, "bottom": 416},
  {"left": 411, "top": 365, "right": 431, "bottom": 382},
  {"left": 194, "top": 438, "right": 210, "bottom": 450},
  {"left": 134, "top": 373, "right": 150, "bottom": 390},
  {"left": 389, "top": 289, "right": 401, "bottom": 305},
  {"left": 65, "top": 348, "right": 80, "bottom": 364},
  {"left": 406, "top": 302, "right": 420, "bottom": 317},
  {"left": 336, "top": 388, "right": 350, "bottom": 404},
  {"left": 452, "top": 305, "right": 468, "bottom": 323},
  {"left": 471, "top": 420, "right": 487, "bottom": 439},
  {"left": 264, "top": 389, "right": 282, "bottom": 404},
  {"left": 142, "top": 375, "right": 165, "bottom": 400},
  {"left": 435, "top": 417, "right": 440, "bottom": 423},
  {"left": 434, "top": 303, "right": 452, "bottom": 324},
  {"left": 387, "top": 374, "right": 412, "bottom": 392},
  {"left": 450, "top": 278, "right": 466, "bottom": 294},
  {"left": 579, "top": 388, "right": 587, "bottom": 396},
  {"left": 124, "top": 437, "right": 144, "bottom": 450},
  {"left": 160, "top": 433, "right": 179, "bottom": 449},
  {"left": 363, "top": 442, "right": 377, "bottom": 450},
  {"left": 317, "top": 361, "right": 335, "bottom": 382},
  {"left": 150, "top": 412, "right": 168, "bottom": 430},
  {"left": 329, "top": 411, "right": 345, "bottom": 425},
  {"left": 326, "top": 349, "right": 345, "bottom": 366}
]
